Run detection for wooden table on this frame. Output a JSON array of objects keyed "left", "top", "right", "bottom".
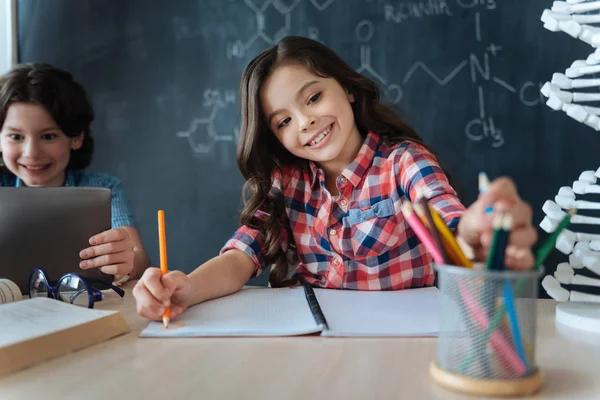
[{"left": 1, "top": 282, "right": 599, "bottom": 399}]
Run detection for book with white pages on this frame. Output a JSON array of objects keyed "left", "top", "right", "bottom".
[
  {"left": 0, "top": 297, "right": 129, "bottom": 375},
  {"left": 140, "top": 284, "right": 440, "bottom": 338}
]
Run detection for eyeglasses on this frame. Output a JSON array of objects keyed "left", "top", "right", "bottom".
[{"left": 28, "top": 268, "right": 125, "bottom": 308}]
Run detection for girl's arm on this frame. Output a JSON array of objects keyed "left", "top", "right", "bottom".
[
  {"left": 133, "top": 249, "right": 257, "bottom": 320},
  {"left": 396, "top": 142, "right": 465, "bottom": 228},
  {"left": 134, "top": 174, "right": 289, "bottom": 319},
  {"left": 186, "top": 249, "right": 257, "bottom": 305}
]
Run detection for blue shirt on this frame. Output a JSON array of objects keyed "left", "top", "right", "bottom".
[{"left": 0, "top": 170, "right": 136, "bottom": 228}]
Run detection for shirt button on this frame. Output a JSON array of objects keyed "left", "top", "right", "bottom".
[
  {"left": 333, "top": 258, "right": 341, "bottom": 266},
  {"left": 340, "top": 199, "right": 348, "bottom": 206},
  {"left": 339, "top": 176, "right": 348, "bottom": 184},
  {"left": 329, "top": 229, "right": 337, "bottom": 236}
]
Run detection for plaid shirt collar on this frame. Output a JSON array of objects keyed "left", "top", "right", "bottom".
[{"left": 308, "top": 131, "right": 381, "bottom": 187}]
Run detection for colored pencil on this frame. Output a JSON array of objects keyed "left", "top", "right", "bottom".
[
  {"left": 503, "top": 280, "right": 528, "bottom": 370},
  {"left": 414, "top": 200, "right": 459, "bottom": 265},
  {"left": 457, "top": 279, "right": 527, "bottom": 376},
  {"left": 401, "top": 200, "right": 445, "bottom": 264},
  {"left": 535, "top": 209, "right": 576, "bottom": 269},
  {"left": 461, "top": 210, "right": 575, "bottom": 372},
  {"left": 158, "top": 210, "right": 170, "bottom": 328},
  {"left": 427, "top": 205, "right": 472, "bottom": 267},
  {"left": 479, "top": 212, "right": 505, "bottom": 376},
  {"left": 495, "top": 214, "right": 528, "bottom": 370},
  {"left": 413, "top": 197, "right": 449, "bottom": 264},
  {"left": 486, "top": 213, "right": 504, "bottom": 271},
  {"left": 478, "top": 171, "right": 493, "bottom": 214},
  {"left": 409, "top": 197, "right": 511, "bottom": 374}
]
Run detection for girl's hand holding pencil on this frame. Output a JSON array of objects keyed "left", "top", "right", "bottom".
[
  {"left": 133, "top": 211, "right": 194, "bottom": 323},
  {"left": 133, "top": 268, "right": 194, "bottom": 322},
  {"left": 457, "top": 177, "right": 538, "bottom": 270}
]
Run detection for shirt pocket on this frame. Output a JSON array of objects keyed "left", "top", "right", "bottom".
[{"left": 346, "top": 198, "right": 399, "bottom": 259}]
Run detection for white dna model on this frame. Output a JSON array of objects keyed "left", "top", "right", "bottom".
[{"left": 539, "top": 1, "right": 600, "bottom": 333}]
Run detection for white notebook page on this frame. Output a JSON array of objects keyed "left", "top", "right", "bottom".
[
  {"left": 140, "top": 286, "right": 323, "bottom": 337},
  {"left": 315, "top": 286, "right": 440, "bottom": 337}
]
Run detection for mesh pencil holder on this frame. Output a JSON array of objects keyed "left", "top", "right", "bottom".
[{"left": 429, "top": 264, "right": 544, "bottom": 397}]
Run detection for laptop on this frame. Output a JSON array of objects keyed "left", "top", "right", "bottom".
[{"left": 0, "top": 186, "right": 114, "bottom": 294}]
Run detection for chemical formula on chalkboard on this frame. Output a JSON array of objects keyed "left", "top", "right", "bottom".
[
  {"left": 176, "top": 0, "right": 545, "bottom": 160},
  {"left": 18, "top": 0, "right": 596, "bottom": 278}
]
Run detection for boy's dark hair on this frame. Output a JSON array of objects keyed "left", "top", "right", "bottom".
[{"left": 0, "top": 63, "right": 94, "bottom": 171}]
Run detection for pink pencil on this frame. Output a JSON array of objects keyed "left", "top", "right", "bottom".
[
  {"left": 458, "top": 280, "right": 527, "bottom": 376},
  {"left": 401, "top": 200, "right": 446, "bottom": 264}
]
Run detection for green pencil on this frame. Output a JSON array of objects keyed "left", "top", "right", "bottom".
[
  {"left": 535, "top": 209, "right": 576, "bottom": 269},
  {"left": 486, "top": 213, "right": 504, "bottom": 271}
]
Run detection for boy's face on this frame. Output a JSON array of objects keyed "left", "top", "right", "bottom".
[{"left": 0, "top": 102, "right": 83, "bottom": 187}]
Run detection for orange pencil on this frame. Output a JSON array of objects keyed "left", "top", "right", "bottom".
[
  {"left": 427, "top": 204, "right": 473, "bottom": 268},
  {"left": 158, "top": 210, "right": 170, "bottom": 328}
]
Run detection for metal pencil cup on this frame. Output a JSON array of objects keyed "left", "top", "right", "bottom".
[{"left": 429, "top": 264, "right": 544, "bottom": 397}]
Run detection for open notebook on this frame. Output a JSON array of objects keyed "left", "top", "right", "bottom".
[{"left": 140, "top": 285, "right": 440, "bottom": 337}]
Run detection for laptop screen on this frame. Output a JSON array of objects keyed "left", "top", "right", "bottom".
[{"left": 0, "top": 187, "right": 113, "bottom": 294}]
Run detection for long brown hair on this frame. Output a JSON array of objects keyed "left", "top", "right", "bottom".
[{"left": 238, "top": 36, "right": 446, "bottom": 287}]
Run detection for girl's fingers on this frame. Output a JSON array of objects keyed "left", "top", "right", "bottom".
[
  {"left": 478, "top": 201, "right": 536, "bottom": 261},
  {"left": 507, "top": 226, "right": 538, "bottom": 248},
  {"left": 505, "top": 202, "right": 533, "bottom": 229},
  {"left": 169, "top": 305, "right": 187, "bottom": 320},
  {"left": 162, "top": 271, "right": 193, "bottom": 308},
  {"left": 473, "top": 246, "right": 489, "bottom": 263},
  {"left": 162, "top": 271, "right": 188, "bottom": 295},
  {"left": 478, "top": 178, "right": 520, "bottom": 211},
  {"left": 486, "top": 202, "right": 532, "bottom": 230},
  {"left": 132, "top": 282, "right": 166, "bottom": 321},
  {"left": 480, "top": 230, "right": 493, "bottom": 248},
  {"left": 477, "top": 240, "right": 536, "bottom": 270},
  {"left": 139, "top": 268, "right": 170, "bottom": 306},
  {"left": 503, "top": 246, "right": 535, "bottom": 270}
]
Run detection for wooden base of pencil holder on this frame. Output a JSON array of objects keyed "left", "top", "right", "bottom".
[{"left": 429, "top": 361, "right": 543, "bottom": 397}]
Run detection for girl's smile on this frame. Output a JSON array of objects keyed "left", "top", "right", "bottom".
[{"left": 305, "top": 122, "right": 334, "bottom": 148}]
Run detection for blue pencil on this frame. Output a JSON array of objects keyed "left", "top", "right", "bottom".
[
  {"left": 478, "top": 171, "right": 493, "bottom": 214},
  {"left": 479, "top": 172, "right": 528, "bottom": 372},
  {"left": 503, "top": 280, "right": 529, "bottom": 370},
  {"left": 495, "top": 213, "right": 529, "bottom": 371}
]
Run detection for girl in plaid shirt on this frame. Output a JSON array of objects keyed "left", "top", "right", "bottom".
[{"left": 134, "top": 37, "right": 537, "bottom": 322}]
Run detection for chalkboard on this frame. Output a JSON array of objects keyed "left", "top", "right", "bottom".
[{"left": 15, "top": 0, "right": 600, "bottom": 290}]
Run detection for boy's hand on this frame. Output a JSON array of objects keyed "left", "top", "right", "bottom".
[
  {"left": 79, "top": 227, "right": 135, "bottom": 276},
  {"left": 132, "top": 268, "right": 193, "bottom": 321},
  {"left": 457, "top": 177, "right": 537, "bottom": 270}
]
